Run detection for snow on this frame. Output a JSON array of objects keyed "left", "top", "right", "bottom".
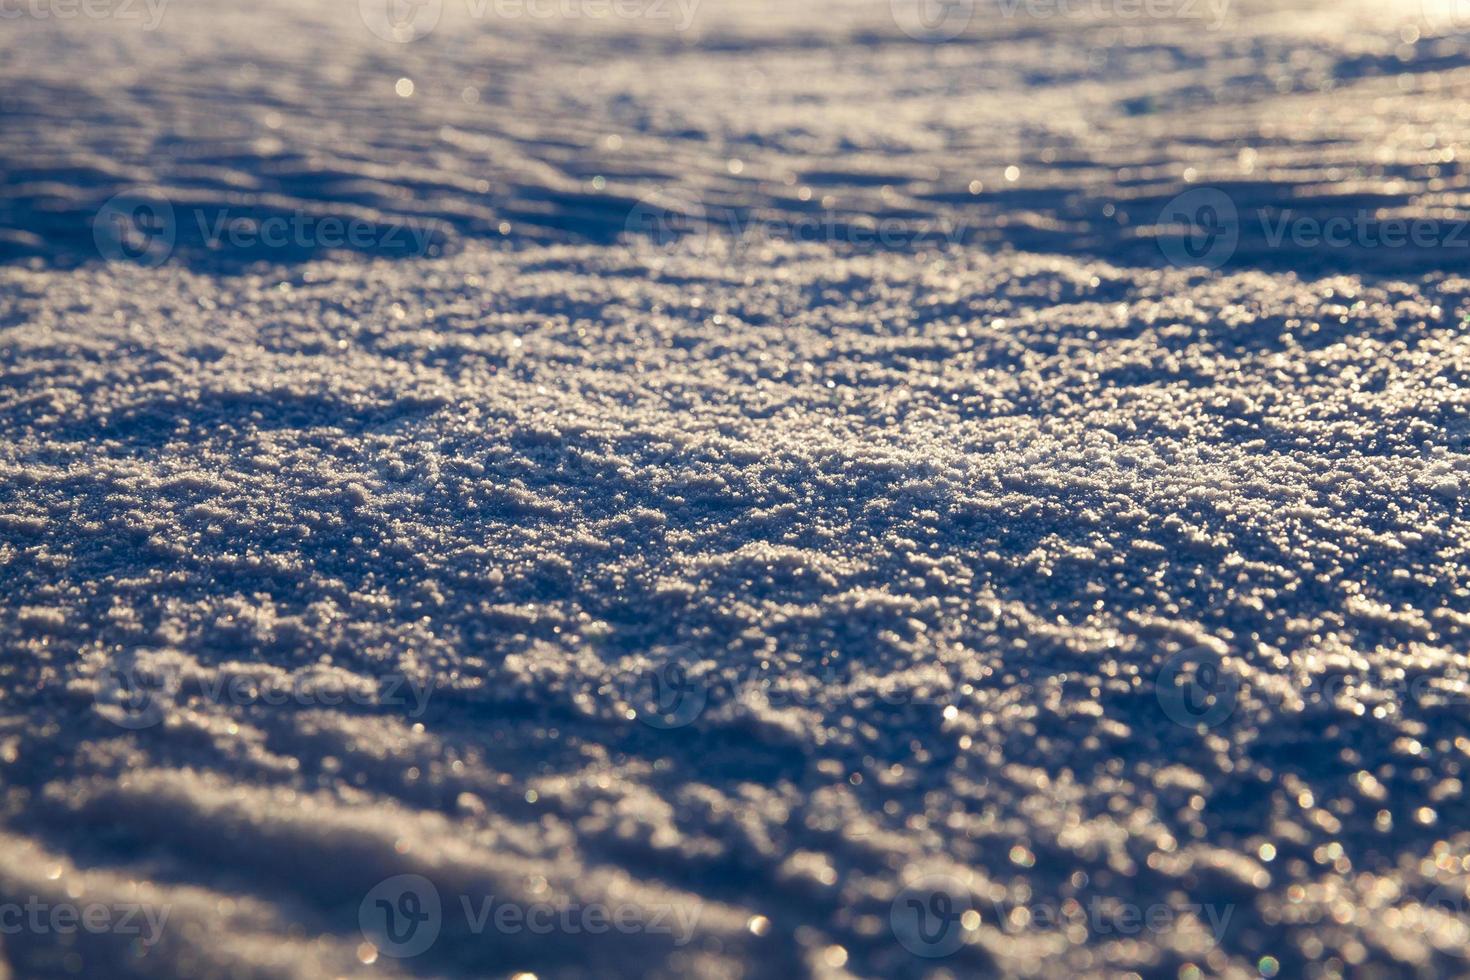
[{"left": 3, "top": 0, "right": 1470, "bottom": 977}]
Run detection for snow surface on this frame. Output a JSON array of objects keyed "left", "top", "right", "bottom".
[{"left": 3, "top": 0, "right": 1470, "bottom": 978}]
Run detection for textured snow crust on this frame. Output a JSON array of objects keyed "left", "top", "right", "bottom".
[
  {"left": 6, "top": 242, "right": 1470, "bottom": 978},
  {"left": 4, "top": 1, "right": 1470, "bottom": 978}
]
